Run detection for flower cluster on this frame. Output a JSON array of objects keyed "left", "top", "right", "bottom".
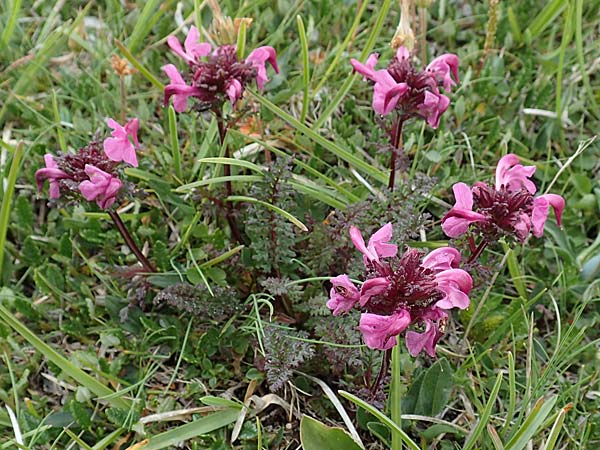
[
  {"left": 35, "top": 118, "right": 139, "bottom": 209},
  {"left": 442, "top": 154, "right": 565, "bottom": 242},
  {"left": 327, "top": 223, "right": 472, "bottom": 356},
  {"left": 350, "top": 46, "right": 458, "bottom": 128},
  {"left": 163, "top": 26, "right": 279, "bottom": 112}
]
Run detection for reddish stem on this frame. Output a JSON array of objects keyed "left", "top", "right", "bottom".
[
  {"left": 108, "top": 210, "right": 155, "bottom": 273},
  {"left": 388, "top": 117, "right": 404, "bottom": 191},
  {"left": 214, "top": 108, "right": 244, "bottom": 245}
]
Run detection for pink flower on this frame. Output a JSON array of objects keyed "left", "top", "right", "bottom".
[
  {"left": 167, "top": 26, "right": 211, "bottom": 64},
  {"left": 350, "top": 46, "right": 458, "bottom": 127},
  {"left": 103, "top": 118, "right": 140, "bottom": 167},
  {"left": 421, "top": 246, "right": 461, "bottom": 272},
  {"left": 417, "top": 90, "right": 450, "bottom": 128},
  {"left": 495, "top": 153, "right": 537, "bottom": 194},
  {"left": 35, "top": 154, "right": 69, "bottom": 199},
  {"left": 246, "top": 46, "right": 280, "bottom": 90},
  {"left": 426, "top": 53, "right": 460, "bottom": 91},
  {"left": 349, "top": 223, "right": 398, "bottom": 265},
  {"left": 405, "top": 309, "right": 447, "bottom": 357},
  {"left": 532, "top": 194, "right": 565, "bottom": 237},
  {"left": 442, "top": 155, "right": 565, "bottom": 241},
  {"left": 328, "top": 224, "right": 472, "bottom": 356},
  {"left": 350, "top": 56, "right": 408, "bottom": 115},
  {"left": 79, "top": 165, "right": 122, "bottom": 209},
  {"left": 359, "top": 277, "right": 390, "bottom": 306},
  {"left": 441, "top": 183, "right": 488, "bottom": 238},
  {"left": 358, "top": 311, "right": 411, "bottom": 350},
  {"left": 162, "top": 64, "right": 200, "bottom": 112},
  {"left": 226, "top": 79, "right": 243, "bottom": 105},
  {"left": 327, "top": 274, "right": 360, "bottom": 315}
]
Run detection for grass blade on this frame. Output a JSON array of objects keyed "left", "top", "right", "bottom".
[
  {"left": 168, "top": 105, "right": 183, "bottom": 181},
  {"left": 126, "top": 0, "right": 163, "bottom": 54},
  {"left": 248, "top": 91, "right": 386, "bottom": 184},
  {"left": 338, "top": 390, "right": 420, "bottom": 450},
  {"left": 0, "top": 142, "right": 23, "bottom": 277},
  {"left": 115, "top": 39, "right": 164, "bottom": 90},
  {"left": 138, "top": 409, "right": 239, "bottom": 450},
  {"left": 312, "top": 0, "right": 392, "bottom": 129},
  {"left": 198, "top": 157, "right": 264, "bottom": 174},
  {"left": 0, "top": 0, "right": 23, "bottom": 48},
  {"left": 175, "top": 175, "right": 264, "bottom": 192},
  {"left": 296, "top": 15, "right": 310, "bottom": 123},
  {"left": 313, "top": 0, "right": 370, "bottom": 93},
  {"left": 504, "top": 396, "right": 558, "bottom": 450},
  {"left": 463, "top": 372, "right": 503, "bottom": 450},
  {"left": 540, "top": 403, "right": 571, "bottom": 450},
  {"left": 0, "top": 303, "right": 130, "bottom": 409},
  {"left": 226, "top": 195, "right": 308, "bottom": 232},
  {"left": 236, "top": 18, "right": 247, "bottom": 59},
  {"left": 524, "top": 0, "right": 566, "bottom": 41}
]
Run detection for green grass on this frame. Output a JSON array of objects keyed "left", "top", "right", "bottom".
[{"left": 0, "top": 0, "right": 599, "bottom": 449}]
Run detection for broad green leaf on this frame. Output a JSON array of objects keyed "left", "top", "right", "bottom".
[
  {"left": 136, "top": 409, "right": 239, "bottom": 450},
  {"left": 402, "top": 357, "right": 454, "bottom": 416},
  {"left": 504, "top": 396, "right": 558, "bottom": 450},
  {"left": 300, "top": 416, "right": 362, "bottom": 450}
]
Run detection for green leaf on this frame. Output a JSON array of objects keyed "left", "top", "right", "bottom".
[
  {"left": 463, "top": 372, "right": 503, "bottom": 450},
  {"left": 139, "top": 409, "right": 239, "bottom": 450},
  {"left": 504, "top": 396, "right": 558, "bottom": 450},
  {"left": 300, "top": 415, "right": 363, "bottom": 450},
  {"left": 226, "top": 195, "right": 308, "bottom": 232},
  {"left": 402, "top": 357, "right": 454, "bottom": 416},
  {"left": 338, "top": 391, "right": 420, "bottom": 450}
]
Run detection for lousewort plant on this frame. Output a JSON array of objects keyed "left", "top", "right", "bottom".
[
  {"left": 327, "top": 223, "right": 472, "bottom": 356},
  {"left": 163, "top": 26, "right": 279, "bottom": 112},
  {"left": 442, "top": 154, "right": 565, "bottom": 260},
  {"left": 35, "top": 118, "right": 155, "bottom": 272},
  {"left": 351, "top": 45, "right": 459, "bottom": 189}
]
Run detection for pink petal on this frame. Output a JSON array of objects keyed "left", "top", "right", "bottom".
[
  {"left": 422, "top": 247, "right": 461, "bottom": 272},
  {"left": 495, "top": 154, "right": 537, "bottom": 194},
  {"left": 226, "top": 78, "right": 243, "bottom": 105},
  {"left": 406, "top": 320, "right": 442, "bottom": 357},
  {"left": 426, "top": 53, "right": 459, "bottom": 91},
  {"left": 167, "top": 35, "right": 194, "bottom": 64},
  {"left": 350, "top": 53, "right": 379, "bottom": 81},
  {"left": 125, "top": 118, "right": 140, "bottom": 148},
  {"left": 396, "top": 46, "right": 410, "bottom": 60},
  {"left": 418, "top": 91, "right": 450, "bottom": 128},
  {"left": 358, "top": 311, "right": 411, "bottom": 350},
  {"left": 368, "top": 223, "right": 398, "bottom": 259},
  {"left": 359, "top": 277, "right": 390, "bottom": 306},
  {"left": 327, "top": 274, "right": 360, "bottom": 315},
  {"left": 514, "top": 213, "right": 532, "bottom": 242},
  {"left": 246, "top": 46, "right": 279, "bottom": 90},
  {"left": 452, "top": 182, "right": 474, "bottom": 209},
  {"left": 350, "top": 225, "right": 377, "bottom": 263},
  {"left": 372, "top": 70, "right": 407, "bottom": 115},
  {"left": 184, "top": 26, "right": 211, "bottom": 59},
  {"left": 435, "top": 268, "right": 472, "bottom": 309},
  {"left": 531, "top": 194, "right": 565, "bottom": 237}
]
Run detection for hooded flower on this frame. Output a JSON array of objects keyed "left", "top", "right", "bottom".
[
  {"left": 327, "top": 224, "right": 472, "bottom": 356},
  {"left": 327, "top": 274, "right": 360, "bottom": 315},
  {"left": 350, "top": 46, "right": 459, "bottom": 128},
  {"left": 79, "top": 164, "right": 122, "bottom": 209},
  {"left": 35, "top": 123, "right": 139, "bottom": 209},
  {"left": 103, "top": 118, "right": 140, "bottom": 167},
  {"left": 442, "top": 154, "right": 565, "bottom": 241},
  {"left": 35, "top": 154, "right": 69, "bottom": 199},
  {"left": 163, "top": 27, "right": 279, "bottom": 111}
]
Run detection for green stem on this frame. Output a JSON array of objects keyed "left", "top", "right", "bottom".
[{"left": 391, "top": 341, "right": 403, "bottom": 450}]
